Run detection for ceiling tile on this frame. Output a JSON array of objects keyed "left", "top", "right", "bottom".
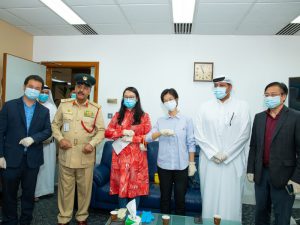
[
  {"left": 0, "top": 9, "right": 30, "bottom": 26},
  {"left": 198, "top": 0, "right": 255, "bottom": 2},
  {"left": 36, "top": 25, "right": 81, "bottom": 35},
  {"left": 16, "top": 25, "right": 49, "bottom": 35},
  {"left": 71, "top": 5, "right": 127, "bottom": 24},
  {"left": 131, "top": 22, "right": 173, "bottom": 34},
  {"left": 235, "top": 22, "right": 284, "bottom": 35},
  {"left": 91, "top": 23, "right": 133, "bottom": 34},
  {"left": 64, "top": 0, "right": 117, "bottom": 6},
  {"left": 193, "top": 23, "right": 237, "bottom": 34},
  {"left": 121, "top": 4, "right": 171, "bottom": 23},
  {"left": 194, "top": 3, "right": 253, "bottom": 24},
  {"left": 243, "top": 2, "right": 300, "bottom": 25},
  {"left": 7, "top": 7, "right": 68, "bottom": 25},
  {"left": 0, "top": 0, "right": 43, "bottom": 8},
  {"left": 117, "top": 0, "right": 169, "bottom": 4}
]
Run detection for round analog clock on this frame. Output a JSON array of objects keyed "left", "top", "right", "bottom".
[{"left": 194, "top": 62, "right": 214, "bottom": 82}]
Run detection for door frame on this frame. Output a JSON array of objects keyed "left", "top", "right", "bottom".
[{"left": 41, "top": 61, "right": 100, "bottom": 103}]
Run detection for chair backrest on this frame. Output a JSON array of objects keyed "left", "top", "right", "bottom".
[
  {"left": 146, "top": 141, "right": 159, "bottom": 182},
  {"left": 100, "top": 141, "right": 113, "bottom": 169}
]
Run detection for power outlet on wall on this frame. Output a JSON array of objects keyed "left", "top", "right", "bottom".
[{"left": 108, "top": 113, "right": 113, "bottom": 119}]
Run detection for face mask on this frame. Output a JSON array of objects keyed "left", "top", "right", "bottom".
[
  {"left": 38, "top": 93, "right": 49, "bottom": 103},
  {"left": 71, "top": 93, "right": 76, "bottom": 99},
  {"left": 164, "top": 100, "right": 177, "bottom": 112},
  {"left": 25, "top": 87, "right": 40, "bottom": 100},
  {"left": 123, "top": 98, "right": 137, "bottom": 109},
  {"left": 264, "top": 96, "right": 281, "bottom": 109},
  {"left": 213, "top": 87, "right": 227, "bottom": 100}
]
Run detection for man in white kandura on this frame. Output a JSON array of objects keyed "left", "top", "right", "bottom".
[
  {"left": 195, "top": 76, "right": 251, "bottom": 222},
  {"left": 35, "top": 85, "right": 57, "bottom": 200}
]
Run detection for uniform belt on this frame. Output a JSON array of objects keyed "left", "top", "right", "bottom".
[{"left": 72, "top": 139, "right": 87, "bottom": 146}]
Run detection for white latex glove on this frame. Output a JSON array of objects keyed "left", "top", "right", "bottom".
[
  {"left": 19, "top": 137, "right": 34, "bottom": 147},
  {"left": 121, "top": 136, "right": 133, "bottom": 142},
  {"left": 122, "top": 129, "right": 135, "bottom": 137},
  {"left": 188, "top": 161, "right": 197, "bottom": 176},
  {"left": 139, "top": 143, "right": 147, "bottom": 151},
  {"left": 160, "top": 129, "right": 175, "bottom": 136},
  {"left": 247, "top": 173, "right": 254, "bottom": 183},
  {"left": 288, "top": 180, "right": 300, "bottom": 194},
  {"left": 213, "top": 151, "right": 227, "bottom": 163},
  {"left": 0, "top": 157, "right": 6, "bottom": 169},
  {"left": 212, "top": 157, "right": 221, "bottom": 164}
]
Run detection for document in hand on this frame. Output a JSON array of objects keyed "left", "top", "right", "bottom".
[{"left": 112, "top": 138, "right": 130, "bottom": 155}]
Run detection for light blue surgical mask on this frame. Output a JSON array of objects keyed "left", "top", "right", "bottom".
[
  {"left": 213, "top": 87, "right": 227, "bottom": 100},
  {"left": 38, "top": 93, "right": 49, "bottom": 103},
  {"left": 264, "top": 96, "right": 281, "bottom": 109},
  {"left": 164, "top": 100, "right": 177, "bottom": 112},
  {"left": 71, "top": 93, "right": 76, "bottom": 99},
  {"left": 25, "top": 87, "right": 40, "bottom": 100},
  {"left": 123, "top": 98, "right": 137, "bottom": 109}
]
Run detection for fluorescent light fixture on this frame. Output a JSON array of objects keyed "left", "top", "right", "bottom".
[
  {"left": 291, "top": 15, "right": 300, "bottom": 23},
  {"left": 172, "top": 0, "right": 196, "bottom": 23},
  {"left": 40, "top": 0, "right": 86, "bottom": 24}
]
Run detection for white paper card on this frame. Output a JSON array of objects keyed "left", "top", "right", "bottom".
[
  {"left": 112, "top": 139, "right": 130, "bottom": 155},
  {"left": 63, "top": 123, "right": 70, "bottom": 132}
]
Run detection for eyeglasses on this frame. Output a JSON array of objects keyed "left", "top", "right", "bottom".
[
  {"left": 27, "top": 85, "right": 42, "bottom": 91},
  {"left": 123, "top": 97, "right": 136, "bottom": 100}
]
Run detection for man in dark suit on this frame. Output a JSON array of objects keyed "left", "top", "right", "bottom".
[
  {"left": 0, "top": 75, "right": 52, "bottom": 225},
  {"left": 247, "top": 82, "right": 300, "bottom": 225}
]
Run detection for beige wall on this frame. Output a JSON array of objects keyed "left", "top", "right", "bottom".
[{"left": 0, "top": 20, "right": 33, "bottom": 107}]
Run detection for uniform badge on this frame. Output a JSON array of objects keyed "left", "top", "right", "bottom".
[
  {"left": 84, "top": 110, "right": 94, "bottom": 118},
  {"left": 83, "top": 76, "right": 87, "bottom": 81}
]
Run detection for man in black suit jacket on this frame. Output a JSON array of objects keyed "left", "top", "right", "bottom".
[
  {"left": 0, "top": 75, "right": 52, "bottom": 225},
  {"left": 247, "top": 82, "right": 300, "bottom": 225}
]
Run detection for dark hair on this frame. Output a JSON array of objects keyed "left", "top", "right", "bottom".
[
  {"left": 264, "top": 82, "right": 288, "bottom": 95},
  {"left": 24, "top": 75, "right": 44, "bottom": 88},
  {"left": 118, "top": 87, "right": 144, "bottom": 125},
  {"left": 160, "top": 88, "right": 179, "bottom": 103}
]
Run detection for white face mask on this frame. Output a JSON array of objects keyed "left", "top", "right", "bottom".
[{"left": 164, "top": 99, "right": 177, "bottom": 112}]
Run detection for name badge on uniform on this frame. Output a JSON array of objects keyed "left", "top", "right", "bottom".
[{"left": 63, "top": 123, "right": 70, "bottom": 132}]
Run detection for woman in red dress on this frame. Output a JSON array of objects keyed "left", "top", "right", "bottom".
[{"left": 105, "top": 87, "right": 151, "bottom": 208}]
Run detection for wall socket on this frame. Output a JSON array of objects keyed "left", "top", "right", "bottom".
[{"left": 107, "top": 113, "right": 113, "bottom": 119}]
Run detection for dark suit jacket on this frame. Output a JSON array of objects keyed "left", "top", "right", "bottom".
[
  {"left": 0, "top": 97, "right": 52, "bottom": 168},
  {"left": 247, "top": 105, "right": 300, "bottom": 188}
]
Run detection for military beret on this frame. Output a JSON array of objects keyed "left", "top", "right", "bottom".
[{"left": 74, "top": 73, "right": 96, "bottom": 87}]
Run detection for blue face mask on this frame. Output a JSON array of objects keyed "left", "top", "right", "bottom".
[
  {"left": 25, "top": 87, "right": 40, "bottom": 100},
  {"left": 213, "top": 87, "right": 227, "bottom": 100},
  {"left": 123, "top": 98, "right": 137, "bottom": 109},
  {"left": 71, "top": 93, "right": 76, "bottom": 99},
  {"left": 38, "top": 93, "right": 49, "bottom": 103},
  {"left": 264, "top": 96, "right": 281, "bottom": 109}
]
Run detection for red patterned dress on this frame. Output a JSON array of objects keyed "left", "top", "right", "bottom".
[{"left": 105, "top": 110, "right": 151, "bottom": 198}]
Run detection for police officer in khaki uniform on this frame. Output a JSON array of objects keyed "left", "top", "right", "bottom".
[{"left": 52, "top": 74, "right": 105, "bottom": 225}]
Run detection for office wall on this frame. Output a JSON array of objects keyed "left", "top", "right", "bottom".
[
  {"left": 0, "top": 20, "right": 33, "bottom": 107},
  {"left": 33, "top": 35, "right": 300, "bottom": 125}
]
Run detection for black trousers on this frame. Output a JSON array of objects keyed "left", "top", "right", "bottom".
[
  {"left": 1, "top": 154, "right": 39, "bottom": 225},
  {"left": 157, "top": 166, "right": 188, "bottom": 215},
  {"left": 255, "top": 168, "right": 295, "bottom": 225}
]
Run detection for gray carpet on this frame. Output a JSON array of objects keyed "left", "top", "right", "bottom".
[{"left": 1, "top": 193, "right": 300, "bottom": 225}]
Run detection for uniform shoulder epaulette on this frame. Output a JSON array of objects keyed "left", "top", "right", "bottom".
[
  {"left": 61, "top": 98, "right": 74, "bottom": 103},
  {"left": 89, "top": 101, "right": 101, "bottom": 109}
]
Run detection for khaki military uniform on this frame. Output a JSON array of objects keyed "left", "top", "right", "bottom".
[{"left": 52, "top": 98, "right": 105, "bottom": 223}]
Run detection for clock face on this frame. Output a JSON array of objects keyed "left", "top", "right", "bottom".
[{"left": 194, "top": 62, "right": 213, "bottom": 82}]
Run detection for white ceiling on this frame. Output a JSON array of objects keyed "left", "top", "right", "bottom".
[{"left": 0, "top": 0, "right": 299, "bottom": 36}]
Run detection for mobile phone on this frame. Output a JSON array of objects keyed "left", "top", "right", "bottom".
[
  {"left": 194, "top": 215, "right": 203, "bottom": 224},
  {"left": 286, "top": 184, "right": 294, "bottom": 195}
]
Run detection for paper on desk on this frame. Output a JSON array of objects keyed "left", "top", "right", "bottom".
[{"left": 112, "top": 138, "right": 130, "bottom": 155}]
